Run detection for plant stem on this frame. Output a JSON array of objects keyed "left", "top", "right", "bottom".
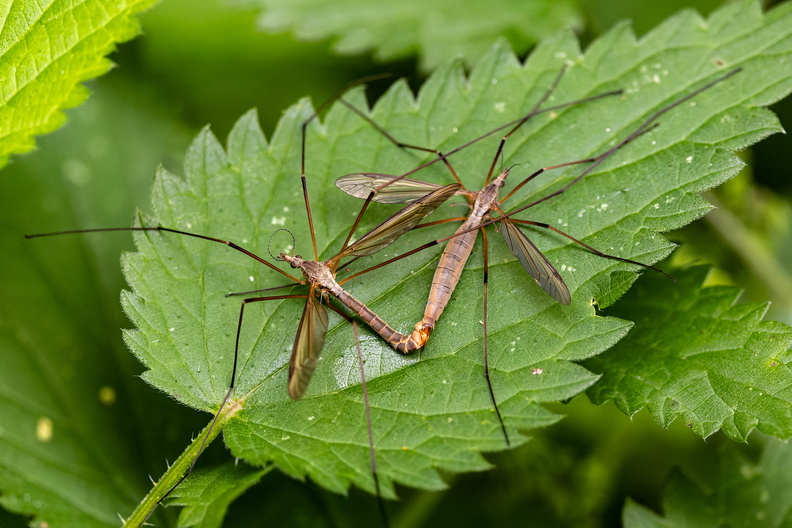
[{"left": 122, "top": 399, "right": 242, "bottom": 527}]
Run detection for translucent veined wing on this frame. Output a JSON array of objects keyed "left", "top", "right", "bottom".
[
  {"left": 338, "top": 183, "right": 461, "bottom": 259},
  {"left": 288, "top": 288, "right": 329, "bottom": 399},
  {"left": 499, "top": 217, "right": 571, "bottom": 305},
  {"left": 336, "top": 173, "right": 453, "bottom": 204}
]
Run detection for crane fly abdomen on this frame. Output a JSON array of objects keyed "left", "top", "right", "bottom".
[{"left": 423, "top": 217, "right": 479, "bottom": 329}]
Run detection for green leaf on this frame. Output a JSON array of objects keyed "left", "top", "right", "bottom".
[
  {"left": 119, "top": 0, "right": 792, "bottom": 517},
  {"left": 169, "top": 464, "right": 270, "bottom": 528},
  {"left": 0, "top": 0, "right": 157, "bottom": 169},
  {"left": 0, "top": 79, "right": 194, "bottom": 527},
  {"left": 241, "top": 0, "right": 583, "bottom": 70},
  {"left": 587, "top": 266, "right": 792, "bottom": 442},
  {"left": 623, "top": 438, "right": 792, "bottom": 527}
]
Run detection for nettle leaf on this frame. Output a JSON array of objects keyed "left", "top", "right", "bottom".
[
  {"left": 169, "top": 465, "right": 270, "bottom": 528},
  {"left": 0, "top": 0, "right": 157, "bottom": 169},
  {"left": 587, "top": 266, "right": 792, "bottom": 442},
  {"left": 242, "top": 0, "right": 582, "bottom": 70},
  {"left": 623, "top": 438, "right": 792, "bottom": 527},
  {"left": 123, "top": 0, "right": 792, "bottom": 520}
]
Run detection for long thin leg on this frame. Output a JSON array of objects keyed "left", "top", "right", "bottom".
[
  {"left": 25, "top": 226, "right": 303, "bottom": 283},
  {"left": 348, "top": 88, "right": 621, "bottom": 195},
  {"left": 367, "top": 85, "right": 621, "bottom": 191},
  {"left": 300, "top": 120, "right": 320, "bottom": 260},
  {"left": 509, "top": 218, "right": 675, "bottom": 282},
  {"left": 225, "top": 281, "right": 304, "bottom": 298},
  {"left": 500, "top": 157, "right": 600, "bottom": 205},
  {"left": 335, "top": 215, "right": 467, "bottom": 278},
  {"left": 299, "top": 75, "right": 396, "bottom": 259},
  {"left": 484, "top": 65, "right": 571, "bottom": 185},
  {"left": 336, "top": 67, "right": 621, "bottom": 198},
  {"left": 342, "top": 195, "right": 673, "bottom": 292},
  {"left": 302, "top": 104, "right": 379, "bottom": 258},
  {"left": 340, "top": 192, "right": 376, "bottom": 254},
  {"left": 339, "top": 238, "right": 442, "bottom": 286},
  {"left": 498, "top": 68, "right": 742, "bottom": 221},
  {"left": 337, "top": 98, "right": 466, "bottom": 192},
  {"left": 412, "top": 216, "right": 470, "bottom": 230},
  {"left": 481, "top": 228, "right": 510, "bottom": 446},
  {"left": 324, "top": 302, "right": 389, "bottom": 528}
]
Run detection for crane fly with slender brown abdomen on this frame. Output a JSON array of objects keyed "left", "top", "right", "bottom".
[
  {"left": 336, "top": 66, "right": 742, "bottom": 445},
  {"left": 250, "top": 181, "right": 460, "bottom": 398},
  {"left": 26, "top": 100, "right": 459, "bottom": 527}
]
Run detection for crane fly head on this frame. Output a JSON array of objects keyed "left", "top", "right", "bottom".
[
  {"left": 280, "top": 253, "right": 304, "bottom": 269},
  {"left": 494, "top": 163, "right": 520, "bottom": 188}
]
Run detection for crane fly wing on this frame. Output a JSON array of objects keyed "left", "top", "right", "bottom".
[
  {"left": 288, "top": 288, "right": 330, "bottom": 399},
  {"left": 500, "top": 218, "right": 571, "bottom": 305},
  {"left": 339, "top": 183, "right": 461, "bottom": 259},
  {"left": 336, "top": 173, "right": 448, "bottom": 204}
]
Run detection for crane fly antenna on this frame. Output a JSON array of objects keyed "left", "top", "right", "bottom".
[{"left": 269, "top": 228, "right": 296, "bottom": 261}]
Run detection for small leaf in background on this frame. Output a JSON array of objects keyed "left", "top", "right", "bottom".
[
  {"left": 623, "top": 437, "right": 792, "bottom": 527},
  {"left": 588, "top": 265, "right": 792, "bottom": 441},
  {"left": 0, "top": 0, "right": 158, "bottom": 170},
  {"left": 240, "top": 0, "right": 583, "bottom": 70},
  {"left": 169, "top": 464, "right": 270, "bottom": 528}
]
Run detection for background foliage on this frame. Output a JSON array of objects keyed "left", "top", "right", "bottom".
[{"left": 1, "top": 1, "right": 791, "bottom": 527}]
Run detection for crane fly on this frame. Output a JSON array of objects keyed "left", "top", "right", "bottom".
[
  {"left": 236, "top": 182, "right": 459, "bottom": 398},
  {"left": 335, "top": 66, "right": 742, "bottom": 445},
  {"left": 26, "top": 99, "right": 459, "bottom": 526}
]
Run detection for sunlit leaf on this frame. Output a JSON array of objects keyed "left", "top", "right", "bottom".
[{"left": 0, "top": 0, "right": 157, "bottom": 169}]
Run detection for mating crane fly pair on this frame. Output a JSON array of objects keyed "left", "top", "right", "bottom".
[{"left": 26, "top": 64, "right": 741, "bottom": 526}]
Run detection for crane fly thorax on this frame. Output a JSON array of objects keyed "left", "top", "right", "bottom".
[
  {"left": 471, "top": 179, "right": 502, "bottom": 219},
  {"left": 302, "top": 260, "right": 340, "bottom": 292},
  {"left": 280, "top": 254, "right": 338, "bottom": 288}
]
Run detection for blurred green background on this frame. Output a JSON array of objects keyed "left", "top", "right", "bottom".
[{"left": 2, "top": 0, "right": 790, "bottom": 526}]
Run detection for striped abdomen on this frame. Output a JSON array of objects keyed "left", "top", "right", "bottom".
[{"left": 332, "top": 287, "right": 426, "bottom": 354}]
